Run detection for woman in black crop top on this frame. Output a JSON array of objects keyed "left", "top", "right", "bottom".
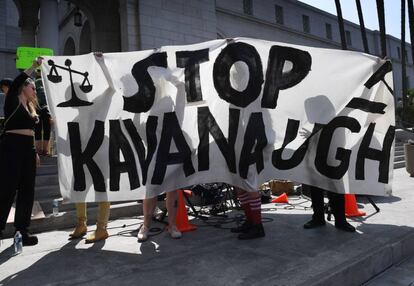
[{"left": 0, "top": 58, "right": 43, "bottom": 246}]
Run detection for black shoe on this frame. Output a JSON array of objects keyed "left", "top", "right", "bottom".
[
  {"left": 237, "top": 224, "right": 265, "bottom": 240},
  {"left": 335, "top": 222, "right": 356, "bottom": 232},
  {"left": 230, "top": 221, "right": 252, "bottom": 233},
  {"left": 303, "top": 219, "right": 326, "bottom": 229},
  {"left": 18, "top": 230, "right": 38, "bottom": 246}
]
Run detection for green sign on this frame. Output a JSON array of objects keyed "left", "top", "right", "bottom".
[{"left": 16, "top": 47, "right": 54, "bottom": 69}]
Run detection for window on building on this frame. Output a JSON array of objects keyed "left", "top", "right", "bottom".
[
  {"left": 325, "top": 23, "right": 332, "bottom": 40},
  {"left": 397, "top": 47, "right": 401, "bottom": 59},
  {"left": 345, "top": 31, "right": 352, "bottom": 46},
  {"left": 275, "top": 5, "right": 284, "bottom": 25},
  {"left": 243, "top": 0, "right": 253, "bottom": 15},
  {"left": 302, "top": 15, "right": 310, "bottom": 33}
]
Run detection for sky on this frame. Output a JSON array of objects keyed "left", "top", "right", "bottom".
[{"left": 298, "top": 0, "right": 411, "bottom": 43}]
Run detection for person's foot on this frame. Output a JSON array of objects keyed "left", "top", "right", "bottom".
[
  {"left": 69, "top": 223, "right": 87, "bottom": 239},
  {"left": 335, "top": 221, "right": 356, "bottom": 232},
  {"left": 168, "top": 225, "right": 182, "bottom": 239},
  {"left": 18, "top": 230, "right": 38, "bottom": 246},
  {"left": 303, "top": 219, "right": 326, "bottom": 229},
  {"left": 137, "top": 225, "right": 149, "bottom": 242},
  {"left": 230, "top": 221, "right": 252, "bottom": 233},
  {"left": 85, "top": 228, "right": 108, "bottom": 243},
  {"left": 237, "top": 223, "right": 265, "bottom": 240}
]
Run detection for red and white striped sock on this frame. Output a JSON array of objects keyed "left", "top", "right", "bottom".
[
  {"left": 249, "top": 196, "right": 262, "bottom": 225},
  {"left": 238, "top": 193, "right": 252, "bottom": 222}
]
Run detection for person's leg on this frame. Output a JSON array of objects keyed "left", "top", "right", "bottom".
[
  {"left": 230, "top": 187, "right": 253, "bottom": 233},
  {"left": 85, "top": 202, "right": 110, "bottom": 243},
  {"left": 237, "top": 190, "right": 265, "bottom": 240},
  {"left": 0, "top": 140, "right": 21, "bottom": 233},
  {"left": 138, "top": 197, "right": 157, "bottom": 242},
  {"left": 328, "top": 192, "right": 355, "bottom": 232},
  {"left": 166, "top": 190, "right": 182, "bottom": 239},
  {"left": 69, "top": 202, "right": 87, "bottom": 238},
  {"left": 304, "top": 185, "right": 326, "bottom": 229},
  {"left": 14, "top": 145, "right": 38, "bottom": 245}
]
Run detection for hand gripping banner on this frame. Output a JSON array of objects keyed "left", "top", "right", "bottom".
[{"left": 40, "top": 38, "right": 395, "bottom": 202}]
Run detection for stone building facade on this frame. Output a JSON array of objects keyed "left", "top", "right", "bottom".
[{"left": 0, "top": 0, "right": 412, "bottom": 99}]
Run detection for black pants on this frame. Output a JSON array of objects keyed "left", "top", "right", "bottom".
[
  {"left": 308, "top": 186, "right": 346, "bottom": 224},
  {"left": 0, "top": 133, "right": 36, "bottom": 231}
]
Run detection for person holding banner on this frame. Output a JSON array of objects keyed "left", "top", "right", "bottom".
[
  {"left": 300, "top": 96, "right": 355, "bottom": 232},
  {"left": 230, "top": 187, "right": 265, "bottom": 240},
  {"left": 0, "top": 58, "right": 42, "bottom": 246},
  {"left": 68, "top": 51, "right": 111, "bottom": 244},
  {"left": 303, "top": 185, "right": 355, "bottom": 232},
  {"left": 138, "top": 191, "right": 182, "bottom": 242}
]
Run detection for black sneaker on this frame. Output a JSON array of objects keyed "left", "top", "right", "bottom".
[
  {"left": 335, "top": 222, "right": 356, "bottom": 232},
  {"left": 18, "top": 230, "right": 38, "bottom": 246},
  {"left": 237, "top": 224, "right": 265, "bottom": 240},
  {"left": 303, "top": 219, "right": 326, "bottom": 229},
  {"left": 230, "top": 221, "right": 251, "bottom": 233}
]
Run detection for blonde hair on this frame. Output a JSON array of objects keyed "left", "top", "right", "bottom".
[{"left": 21, "top": 78, "right": 39, "bottom": 118}]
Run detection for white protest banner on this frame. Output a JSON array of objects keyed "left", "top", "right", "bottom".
[{"left": 41, "top": 38, "right": 395, "bottom": 202}]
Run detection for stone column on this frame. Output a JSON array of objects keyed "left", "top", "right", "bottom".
[
  {"left": 38, "top": 0, "right": 59, "bottom": 54},
  {"left": 20, "top": 25, "right": 36, "bottom": 47},
  {"left": 15, "top": 0, "right": 39, "bottom": 47}
]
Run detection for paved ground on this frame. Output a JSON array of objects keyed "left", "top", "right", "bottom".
[{"left": 1, "top": 168, "right": 414, "bottom": 286}]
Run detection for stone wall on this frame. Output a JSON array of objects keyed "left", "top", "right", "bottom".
[
  {"left": 138, "top": 0, "right": 217, "bottom": 50},
  {"left": 0, "top": 0, "right": 20, "bottom": 78}
]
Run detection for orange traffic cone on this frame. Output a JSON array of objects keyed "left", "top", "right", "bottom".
[
  {"left": 175, "top": 190, "right": 197, "bottom": 232},
  {"left": 345, "top": 194, "right": 366, "bottom": 217},
  {"left": 272, "top": 192, "right": 289, "bottom": 203}
]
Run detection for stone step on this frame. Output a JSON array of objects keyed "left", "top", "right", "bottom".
[
  {"left": 35, "top": 174, "right": 59, "bottom": 187},
  {"left": 394, "top": 155, "right": 405, "bottom": 163},
  {"left": 3, "top": 201, "right": 143, "bottom": 237},
  {"left": 36, "top": 164, "right": 58, "bottom": 176},
  {"left": 394, "top": 161, "right": 406, "bottom": 169},
  {"left": 39, "top": 198, "right": 79, "bottom": 214},
  {"left": 38, "top": 198, "right": 140, "bottom": 215},
  {"left": 39, "top": 155, "right": 57, "bottom": 165},
  {"left": 395, "top": 129, "right": 414, "bottom": 142},
  {"left": 395, "top": 146, "right": 404, "bottom": 152},
  {"left": 365, "top": 255, "right": 414, "bottom": 285},
  {"left": 34, "top": 185, "right": 61, "bottom": 200},
  {"left": 395, "top": 150, "right": 404, "bottom": 156}
]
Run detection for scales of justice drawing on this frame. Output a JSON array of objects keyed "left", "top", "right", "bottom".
[{"left": 47, "top": 59, "right": 94, "bottom": 107}]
